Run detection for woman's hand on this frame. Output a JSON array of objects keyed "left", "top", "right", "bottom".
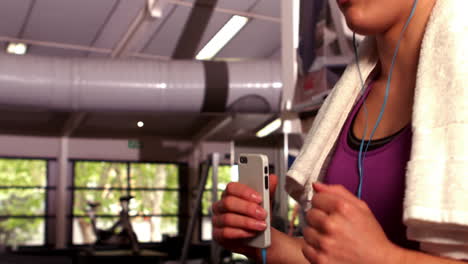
[
  {"left": 212, "top": 174, "right": 277, "bottom": 256},
  {"left": 302, "top": 182, "right": 401, "bottom": 264}
]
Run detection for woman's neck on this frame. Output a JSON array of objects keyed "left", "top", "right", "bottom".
[{"left": 375, "top": 0, "right": 436, "bottom": 88}]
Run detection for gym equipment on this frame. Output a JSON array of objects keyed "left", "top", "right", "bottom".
[{"left": 86, "top": 196, "right": 140, "bottom": 255}]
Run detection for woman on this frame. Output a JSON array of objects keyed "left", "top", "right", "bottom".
[{"left": 212, "top": 0, "right": 467, "bottom": 263}]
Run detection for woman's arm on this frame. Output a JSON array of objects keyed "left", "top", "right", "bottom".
[
  {"left": 398, "top": 248, "right": 468, "bottom": 264},
  {"left": 249, "top": 228, "right": 308, "bottom": 264},
  {"left": 254, "top": 227, "right": 468, "bottom": 264},
  {"left": 261, "top": 227, "right": 468, "bottom": 264}
]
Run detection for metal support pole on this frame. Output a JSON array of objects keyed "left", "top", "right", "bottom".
[
  {"left": 180, "top": 162, "right": 207, "bottom": 263},
  {"left": 275, "top": 131, "right": 290, "bottom": 226},
  {"left": 278, "top": 0, "right": 300, "bottom": 227},
  {"left": 56, "top": 137, "right": 69, "bottom": 248},
  {"left": 281, "top": 0, "right": 300, "bottom": 111},
  {"left": 229, "top": 141, "right": 235, "bottom": 166},
  {"left": 210, "top": 153, "right": 221, "bottom": 264},
  {"left": 55, "top": 112, "right": 86, "bottom": 248},
  {"left": 181, "top": 153, "right": 220, "bottom": 264}
]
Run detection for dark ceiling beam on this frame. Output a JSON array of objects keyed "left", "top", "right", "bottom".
[
  {"left": 61, "top": 112, "right": 87, "bottom": 137},
  {"left": 17, "top": 0, "right": 37, "bottom": 39},
  {"left": 171, "top": 0, "right": 235, "bottom": 146},
  {"left": 192, "top": 115, "right": 233, "bottom": 144},
  {"left": 172, "top": 0, "right": 219, "bottom": 59},
  {"left": 180, "top": 115, "right": 233, "bottom": 157}
]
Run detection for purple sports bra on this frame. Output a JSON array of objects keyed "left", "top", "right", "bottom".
[{"left": 324, "top": 83, "right": 419, "bottom": 250}]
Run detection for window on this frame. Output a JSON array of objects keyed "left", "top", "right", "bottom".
[
  {"left": 0, "top": 158, "right": 49, "bottom": 246},
  {"left": 200, "top": 165, "right": 238, "bottom": 241},
  {"left": 72, "top": 161, "right": 180, "bottom": 244}
]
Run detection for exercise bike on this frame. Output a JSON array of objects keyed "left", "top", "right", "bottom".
[{"left": 86, "top": 196, "right": 140, "bottom": 255}]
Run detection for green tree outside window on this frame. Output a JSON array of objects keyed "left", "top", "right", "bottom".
[{"left": 0, "top": 159, "right": 47, "bottom": 246}]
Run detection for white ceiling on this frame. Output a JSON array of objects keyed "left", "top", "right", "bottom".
[
  {"left": 0, "top": 0, "right": 281, "bottom": 59},
  {"left": 0, "top": 0, "right": 282, "bottom": 142}
]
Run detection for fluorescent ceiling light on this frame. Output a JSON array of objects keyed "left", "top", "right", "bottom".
[
  {"left": 6, "top": 42, "right": 28, "bottom": 55},
  {"left": 256, "top": 118, "right": 282, "bottom": 138},
  {"left": 196, "top": 15, "right": 249, "bottom": 60}
]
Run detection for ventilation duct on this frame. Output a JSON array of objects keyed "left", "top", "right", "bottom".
[{"left": 0, "top": 54, "right": 282, "bottom": 113}]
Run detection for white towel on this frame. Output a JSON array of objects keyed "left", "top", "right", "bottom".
[{"left": 286, "top": 0, "right": 468, "bottom": 259}]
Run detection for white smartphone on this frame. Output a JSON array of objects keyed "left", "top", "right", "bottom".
[{"left": 238, "top": 153, "right": 271, "bottom": 248}]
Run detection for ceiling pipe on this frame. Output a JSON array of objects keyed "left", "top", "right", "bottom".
[{"left": 0, "top": 54, "right": 281, "bottom": 113}]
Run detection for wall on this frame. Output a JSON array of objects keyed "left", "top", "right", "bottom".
[
  {"left": 0, "top": 135, "right": 284, "bottom": 165},
  {"left": 0, "top": 134, "right": 192, "bottom": 162}
]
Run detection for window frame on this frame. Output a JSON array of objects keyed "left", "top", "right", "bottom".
[
  {"left": 0, "top": 156, "right": 55, "bottom": 247},
  {"left": 70, "top": 158, "right": 184, "bottom": 245},
  {"left": 198, "top": 163, "right": 236, "bottom": 242}
]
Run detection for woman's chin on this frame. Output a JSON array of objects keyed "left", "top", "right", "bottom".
[
  {"left": 342, "top": 7, "right": 393, "bottom": 36},
  {"left": 348, "top": 26, "right": 375, "bottom": 36},
  {"left": 345, "top": 18, "right": 381, "bottom": 36}
]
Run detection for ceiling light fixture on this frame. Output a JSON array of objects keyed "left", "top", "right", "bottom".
[
  {"left": 196, "top": 15, "right": 249, "bottom": 60},
  {"left": 256, "top": 118, "right": 282, "bottom": 138},
  {"left": 6, "top": 42, "right": 28, "bottom": 55},
  {"left": 137, "top": 121, "right": 144, "bottom": 128}
]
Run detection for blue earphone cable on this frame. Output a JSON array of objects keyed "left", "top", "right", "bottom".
[
  {"left": 261, "top": 248, "right": 267, "bottom": 264},
  {"left": 353, "top": 33, "right": 369, "bottom": 199},
  {"left": 355, "top": 0, "right": 419, "bottom": 199}
]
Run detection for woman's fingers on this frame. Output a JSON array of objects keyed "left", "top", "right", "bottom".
[
  {"left": 211, "top": 181, "right": 269, "bottom": 252},
  {"left": 302, "top": 226, "right": 330, "bottom": 263},
  {"left": 303, "top": 224, "right": 337, "bottom": 255},
  {"left": 306, "top": 208, "right": 344, "bottom": 235},
  {"left": 221, "top": 182, "right": 263, "bottom": 203},
  {"left": 302, "top": 244, "right": 322, "bottom": 264},
  {"left": 213, "top": 213, "right": 267, "bottom": 231},
  {"left": 303, "top": 225, "right": 322, "bottom": 249},
  {"left": 212, "top": 195, "right": 267, "bottom": 220},
  {"left": 212, "top": 227, "right": 257, "bottom": 242}
]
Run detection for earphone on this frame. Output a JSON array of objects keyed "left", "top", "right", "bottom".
[{"left": 353, "top": 0, "right": 419, "bottom": 199}]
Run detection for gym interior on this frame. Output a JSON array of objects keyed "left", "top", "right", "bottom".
[{"left": 0, "top": 0, "right": 353, "bottom": 263}]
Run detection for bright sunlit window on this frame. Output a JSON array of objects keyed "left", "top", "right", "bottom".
[
  {"left": 0, "top": 158, "right": 48, "bottom": 246},
  {"left": 200, "top": 165, "right": 237, "bottom": 241},
  {"left": 72, "top": 161, "right": 180, "bottom": 244}
]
